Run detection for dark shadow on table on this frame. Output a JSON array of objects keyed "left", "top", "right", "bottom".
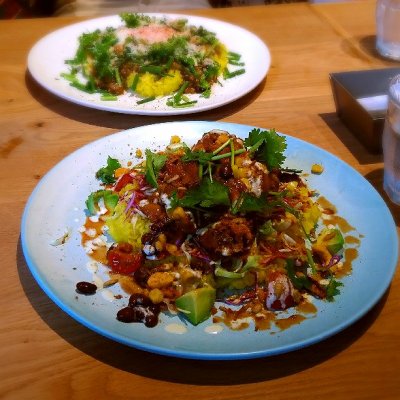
[
  {"left": 319, "top": 112, "right": 383, "bottom": 165},
  {"left": 364, "top": 168, "right": 400, "bottom": 227},
  {"left": 359, "top": 35, "right": 400, "bottom": 65},
  {"left": 25, "top": 70, "right": 266, "bottom": 130},
  {"left": 17, "top": 237, "right": 389, "bottom": 385}
]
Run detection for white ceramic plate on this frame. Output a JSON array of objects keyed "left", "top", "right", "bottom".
[
  {"left": 21, "top": 121, "right": 398, "bottom": 360},
  {"left": 27, "top": 14, "right": 270, "bottom": 116}
]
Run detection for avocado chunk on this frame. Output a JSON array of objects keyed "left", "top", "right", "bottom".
[
  {"left": 85, "top": 190, "right": 119, "bottom": 215},
  {"left": 175, "top": 287, "right": 216, "bottom": 325},
  {"left": 319, "top": 228, "right": 344, "bottom": 255}
]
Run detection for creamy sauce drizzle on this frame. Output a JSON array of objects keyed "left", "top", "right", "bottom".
[
  {"left": 101, "top": 289, "right": 115, "bottom": 302},
  {"left": 204, "top": 324, "right": 223, "bottom": 334},
  {"left": 165, "top": 323, "right": 188, "bottom": 334}
]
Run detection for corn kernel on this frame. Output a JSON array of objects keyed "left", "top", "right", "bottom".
[
  {"left": 158, "top": 233, "right": 166, "bottom": 244},
  {"left": 149, "top": 288, "right": 164, "bottom": 304},
  {"left": 166, "top": 243, "right": 178, "bottom": 254},
  {"left": 147, "top": 272, "right": 174, "bottom": 289},
  {"left": 235, "top": 156, "right": 244, "bottom": 167},
  {"left": 172, "top": 206, "right": 186, "bottom": 219},
  {"left": 286, "top": 181, "right": 298, "bottom": 192},
  {"left": 238, "top": 168, "right": 247, "bottom": 178},
  {"left": 170, "top": 135, "right": 181, "bottom": 144},
  {"left": 135, "top": 149, "right": 143, "bottom": 158},
  {"left": 155, "top": 240, "right": 164, "bottom": 251},
  {"left": 311, "top": 164, "right": 324, "bottom": 174},
  {"left": 241, "top": 177, "right": 251, "bottom": 190},
  {"left": 114, "top": 167, "right": 130, "bottom": 178}
]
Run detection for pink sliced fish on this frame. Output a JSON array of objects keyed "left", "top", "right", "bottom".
[{"left": 117, "top": 24, "right": 179, "bottom": 44}]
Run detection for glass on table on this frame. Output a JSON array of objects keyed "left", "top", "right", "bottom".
[
  {"left": 383, "top": 75, "right": 400, "bottom": 204},
  {"left": 376, "top": 0, "right": 400, "bottom": 60}
]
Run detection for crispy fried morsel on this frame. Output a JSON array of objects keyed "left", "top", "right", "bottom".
[
  {"left": 192, "top": 130, "right": 244, "bottom": 162},
  {"left": 157, "top": 153, "right": 200, "bottom": 196},
  {"left": 197, "top": 216, "right": 254, "bottom": 257},
  {"left": 139, "top": 202, "right": 168, "bottom": 224}
]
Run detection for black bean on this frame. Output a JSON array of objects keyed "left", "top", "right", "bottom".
[
  {"left": 76, "top": 281, "right": 97, "bottom": 295},
  {"left": 133, "top": 267, "right": 150, "bottom": 288},
  {"left": 117, "top": 307, "right": 136, "bottom": 323},
  {"left": 129, "top": 293, "right": 152, "bottom": 307},
  {"left": 131, "top": 307, "right": 145, "bottom": 321},
  {"left": 144, "top": 313, "right": 158, "bottom": 328},
  {"left": 148, "top": 303, "right": 161, "bottom": 315}
]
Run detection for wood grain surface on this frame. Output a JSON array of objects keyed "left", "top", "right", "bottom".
[{"left": 1, "top": 1, "right": 399, "bottom": 399}]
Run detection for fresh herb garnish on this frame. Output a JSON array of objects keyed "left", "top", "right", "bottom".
[
  {"left": 223, "top": 68, "right": 246, "bottom": 79},
  {"left": 101, "top": 93, "right": 118, "bottom": 101},
  {"left": 120, "top": 13, "right": 151, "bottom": 28},
  {"left": 231, "top": 193, "right": 269, "bottom": 214},
  {"left": 244, "top": 128, "right": 287, "bottom": 170},
  {"left": 285, "top": 259, "right": 312, "bottom": 290},
  {"left": 95, "top": 156, "right": 121, "bottom": 184},
  {"left": 326, "top": 278, "right": 344, "bottom": 301},
  {"left": 137, "top": 96, "right": 156, "bottom": 105},
  {"left": 172, "top": 177, "right": 230, "bottom": 209},
  {"left": 63, "top": 14, "right": 245, "bottom": 107},
  {"left": 166, "top": 82, "right": 198, "bottom": 108},
  {"left": 182, "top": 148, "right": 214, "bottom": 164},
  {"left": 258, "top": 220, "right": 275, "bottom": 237},
  {"left": 144, "top": 149, "right": 167, "bottom": 188}
]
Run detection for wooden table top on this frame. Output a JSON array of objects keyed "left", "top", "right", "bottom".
[{"left": 1, "top": 1, "right": 399, "bottom": 399}]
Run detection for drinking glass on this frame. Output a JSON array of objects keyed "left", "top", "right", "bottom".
[
  {"left": 376, "top": 0, "right": 400, "bottom": 60},
  {"left": 383, "top": 75, "right": 400, "bottom": 204}
]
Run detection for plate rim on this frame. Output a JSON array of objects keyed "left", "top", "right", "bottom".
[
  {"left": 20, "top": 121, "right": 399, "bottom": 360},
  {"left": 27, "top": 14, "right": 271, "bottom": 116}
]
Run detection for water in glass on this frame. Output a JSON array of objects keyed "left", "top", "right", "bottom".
[
  {"left": 383, "top": 76, "right": 400, "bottom": 204},
  {"left": 376, "top": 0, "right": 400, "bottom": 60}
]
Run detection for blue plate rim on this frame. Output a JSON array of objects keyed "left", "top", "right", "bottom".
[{"left": 20, "top": 121, "right": 399, "bottom": 360}]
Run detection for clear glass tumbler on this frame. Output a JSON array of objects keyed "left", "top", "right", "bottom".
[
  {"left": 376, "top": 0, "right": 400, "bottom": 60},
  {"left": 383, "top": 75, "right": 400, "bottom": 204}
]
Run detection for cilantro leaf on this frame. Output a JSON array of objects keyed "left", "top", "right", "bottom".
[
  {"left": 244, "top": 128, "right": 287, "bottom": 170},
  {"left": 95, "top": 156, "right": 121, "bottom": 184},
  {"left": 145, "top": 150, "right": 167, "bottom": 188},
  {"left": 181, "top": 148, "right": 213, "bottom": 164},
  {"left": 174, "top": 177, "right": 230, "bottom": 209},
  {"left": 285, "top": 259, "right": 312, "bottom": 290},
  {"left": 326, "top": 278, "right": 344, "bottom": 301},
  {"left": 258, "top": 220, "right": 275, "bottom": 236},
  {"left": 231, "top": 193, "right": 269, "bottom": 214}
]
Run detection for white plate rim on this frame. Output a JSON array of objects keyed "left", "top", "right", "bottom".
[{"left": 27, "top": 14, "right": 271, "bottom": 116}]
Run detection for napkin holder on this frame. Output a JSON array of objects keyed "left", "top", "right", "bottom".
[{"left": 330, "top": 68, "right": 400, "bottom": 154}]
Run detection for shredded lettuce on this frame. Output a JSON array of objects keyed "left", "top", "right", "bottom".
[{"left": 106, "top": 202, "right": 150, "bottom": 249}]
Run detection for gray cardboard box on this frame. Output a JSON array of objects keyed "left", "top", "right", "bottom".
[{"left": 330, "top": 68, "right": 400, "bottom": 153}]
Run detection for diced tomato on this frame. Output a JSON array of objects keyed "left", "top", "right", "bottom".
[
  {"left": 106, "top": 243, "right": 143, "bottom": 275},
  {"left": 114, "top": 173, "right": 134, "bottom": 192}
]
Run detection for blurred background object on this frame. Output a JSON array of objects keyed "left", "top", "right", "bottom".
[
  {"left": 0, "top": 0, "right": 56, "bottom": 18},
  {"left": 54, "top": 0, "right": 211, "bottom": 16},
  {"left": 0, "top": 0, "right": 311, "bottom": 18}
]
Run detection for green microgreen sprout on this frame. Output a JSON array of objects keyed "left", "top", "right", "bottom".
[{"left": 137, "top": 96, "right": 156, "bottom": 105}]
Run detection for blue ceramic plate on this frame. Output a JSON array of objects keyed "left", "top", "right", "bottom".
[{"left": 21, "top": 121, "right": 398, "bottom": 360}]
